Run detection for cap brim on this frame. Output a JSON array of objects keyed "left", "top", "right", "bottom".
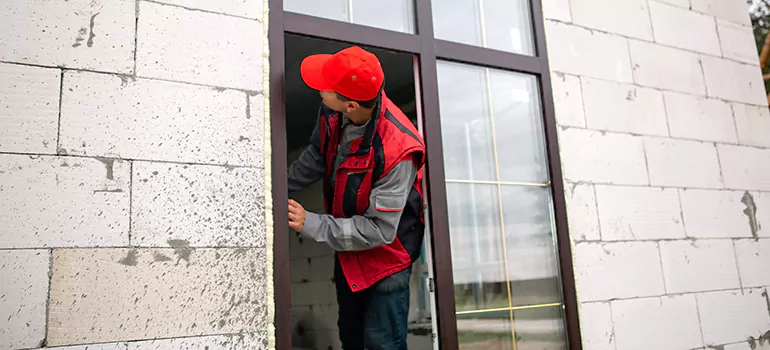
[{"left": 300, "top": 54, "right": 333, "bottom": 91}]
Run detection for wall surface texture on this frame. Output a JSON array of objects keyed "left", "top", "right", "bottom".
[
  {"left": 542, "top": 0, "right": 770, "bottom": 348},
  {"left": 0, "top": 0, "right": 272, "bottom": 349}
]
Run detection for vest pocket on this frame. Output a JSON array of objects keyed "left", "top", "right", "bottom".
[{"left": 375, "top": 194, "right": 405, "bottom": 213}]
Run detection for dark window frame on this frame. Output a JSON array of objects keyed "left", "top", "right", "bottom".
[{"left": 268, "top": 0, "right": 582, "bottom": 349}]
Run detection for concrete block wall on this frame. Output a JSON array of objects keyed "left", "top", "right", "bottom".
[
  {"left": 543, "top": 0, "right": 770, "bottom": 348},
  {"left": 0, "top": 0, "right": 271, "bottom": 349}
]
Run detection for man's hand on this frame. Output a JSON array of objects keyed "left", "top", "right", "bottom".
[{"left": 288, "top": 199, "right": 307, "bottom": 233}]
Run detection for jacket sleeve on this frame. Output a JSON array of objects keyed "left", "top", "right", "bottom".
[
  {"left": 299, "top": 160, "right": 418, "bottom": 251},
  {"left": 287, "top": 118, "right": 325, "bottom": 193}
]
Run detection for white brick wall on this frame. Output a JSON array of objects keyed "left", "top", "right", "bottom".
[
  {"left": 734, "top": 239, "right": 770, "bottom": 288},
  {"left": 578, "top": 302, "right": 615, "bottom": 350},
  {"left": 564, "top": 183, "right": 601, "bottom": 241},
  {"left": 0, "top": 155, "right": 130, "bottom": 248},
  {"left": 701, "top": 56, "right": 767, "bottom": 105},
  {"left": 547, "top": 0, "right": 770, "bottom": 346},
  {"left": 0, "top": 0, "right": 136, "bottom": 74},
  {"left": 718, "top": 20, "right": 761, "bottom": 64},
  {"left": 0, "top": 0, "right": 269, "bottom": 347},
  {"left": 629, "top": 40, "right": 706, "bottom": 95},
  {"left": 581, "top": 78, "right": 668, "bottom": 136},
  {"left": 551, "top": 73, "right": 586, "bottom": 128},
  {"left": 697, "top": 289, "right": 770, "bottom": 345},
  {"left": 595, "top": 185, "right": 685, "bottom": 240},
  {"left": 136, "top": 2, "right": 263, "bottom": 90},
  {"left": 649, "top": 1, "right": 721, "bottom": 56},
  {"left": 574, "top": 242, "right": 665, "bottom": 301},
  {"left": 718, "top": 144, "right": 770, "bottom": 191},
  {"left": 0, "top": 250, "right": 50, "bottom": 349},
  {"left": 612, "top": 295, "right": 704, "bottom": 350},
  {"left": 733, "top": 103, "right": 770, "bottom": 148},
  {"left": 545, "top": 21, "right": 633, "bottom": 82},
  {"left": 559, "top": 128, "right": 649, "bottom": 185},
  {"left": 0, "top": 63, "right": 60, "bottom": 154},
  {"left": 663, "top": 91, "right": 738, "bottom": 143},
  {"left": 644, "top": 137, "right": 723, "bottom": 189},
  {"left": 570, "top": 0, "right": 653, "bottom": 40},
  {"left": 679, "top": 189, "right": 754, "bottom": 238},
  {"left": 60, "top": 71, "right": 262, "bottom": 166},
  {"left": 659, "top": 240, "right": 740, "bottom": 293}
]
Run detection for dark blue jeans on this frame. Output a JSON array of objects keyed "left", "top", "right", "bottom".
[{"left": 335, "top": 258, "right": 411, "bottom": 350}]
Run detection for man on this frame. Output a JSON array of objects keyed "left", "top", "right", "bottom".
[{"left": 287, "top": 46, "right": 426, "bottom": 350}]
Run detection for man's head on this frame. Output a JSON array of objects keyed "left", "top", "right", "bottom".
[{"left": 301, "top": 46, "right": 384, "bottom": 116}]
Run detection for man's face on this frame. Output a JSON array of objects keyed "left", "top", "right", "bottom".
[{"left": 319, "top": 90, "right": 358, "bottom": 114}]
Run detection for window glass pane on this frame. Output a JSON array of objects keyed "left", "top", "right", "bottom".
[
  {"left": 457, "top": 311, "right": 514, "bottom": 350},
  {"left": 501, "top": 186, "right": 562, "bottom": 307},
  {"left": 437, "top": 60, "right": 566, "bottom": 349},
  {"left": 437, "top": 61, "right": 496, "bottom": 182},
  {"left": 489, "top": 72, "right": 548, "bottom": 183},
  {"left": 447, "top": 183, "right": 507, "bottom": 312},
  {"left": 284, "top": 0, "right": 415, "bottom": 34},
  {"left": 512, "top": 306, "right": 567, "bottom": 350},
  {"left": 432, "top": 0, "right": 535, "bottom": 55}
]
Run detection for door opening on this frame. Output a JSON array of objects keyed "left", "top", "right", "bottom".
[{"left": 284, "top": 34, "right": 436, "bottom": 350}]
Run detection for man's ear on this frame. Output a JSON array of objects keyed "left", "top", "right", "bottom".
[{"left": 345, "top": 101, "right": 358, "bottom": 113}]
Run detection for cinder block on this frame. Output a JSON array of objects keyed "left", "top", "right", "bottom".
[
  {"left": 595, "top": 185, "right": 685, "bottom": 240},
  {"left": 0, "top": 155, "right": 130, "bottom": 248},
  {"left": 44, "top": 344, "right": 128, "bottom": 350},
  {"left": 734, "top": 239, "right": 770, "bottom": 288},
  {"left": 291, "top": 282, "right": 335, "bottom": 306},
  {"left": 309, "top": 256, "right": 335, "bottom": 282},
  {"left": 0, "top": 250, "right": 50, "bottom": 349},
  {"left": 149, "top": 0, "right": 263, "bottom": 19},
  {"left": 291, "top": 258, "right": 311, "bottom": 283},
  {"left": 702, "top": 56, "right": 767, "bottom": 105},
  {"left": 132, "top": 162, "right": 265, "bottom": 247},
  {"left": 691, "top": 0, "right": 751, "bottom": 26},
  {"left": 0, "top": 63, "right": 60, "bottom": 154},
  {"left": 559, "top": 128, "right": 648, "bottom": 185},
  {"left": 574, "top": 242, "right": 665, "bottom": 302},
  {"left": 582, "top": 77, "right": 668, "bottom": 136},
  {"left": 551, "top": 73, "right": 586, "bottom": 128},
  {"left": 0, "top": 0, "right": 135, "bottom": 73},
  {"left": 653, "top": 0, "right": 692, "bottom": 9},
  {"left": 733, "top": 103, "right": 770, "bottom": 148},
  {"left": 663, "top": 91, "right": 738, "bottom": 143},
  {"left": 756, "top": 192, "right": 770, "bottom": 238},
  {"left": 612, "top": 295, "right": 703, "bottom": 350},
  {"left": 680, "top": 189, "right": 754, "bottom": 238},
  {"left": 564, "top": 183, "right": 601, "bottom": 241},
  {"left": 542, "top": 0, "right": 572, "bottom": 22},
  {"left": 545, "top": 21, "right": 633, "bottom": 82},
  {"left": 579, "top": 302, "right": 615, "bottom": 350},
  {"left": 659, "top": 239, "right": 740, "bottom": 293},
  {"left": 570, "top": 0, "right": 653, "bottom": 40},
  {"left": 723, "top": 342, "right": 770, "bottom": 350},
  {"left": 629, "top": 40, "right": 706, "bottom": 95},
  {"left": 60, "top": 71, "right": 262, "bottom": 166},
  {"left": 136, "top": 1, "right": 263, "bottom": 90},
  {"left": 128, "top": 333, "right": 267, "bottom": 349},
  {"left": 649, "top": 1, "right": 721, "bottom": 55},
  {"left": 718, "top": 144, "right": 770, "bottom": 191},
  {"left": 697, "top": 289, "right": 770, "bottom": 346},
  {"left": 47, "top": 248, "right": 268, "bottom": 345},
  {"left": 644, "top": 137, "right": 723, "bottom": 189},
  {"left": 718, "top": 20, "right": 760, "bottom": 64}
]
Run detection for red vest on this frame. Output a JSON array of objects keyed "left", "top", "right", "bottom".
[{"left": 318, "top": 93, "right": 426, "bottom": 292}]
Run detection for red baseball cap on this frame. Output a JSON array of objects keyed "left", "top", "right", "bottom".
[{"left": 300, "top": 46, "right": 384, "bottom": 101}]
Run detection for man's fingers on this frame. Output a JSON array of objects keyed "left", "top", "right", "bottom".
[
  {"left": 288, "top": 199, "right": 299, "bottom": 208},
  {"left": 288, "top": 212, "right": 298, "bottom": 221}
]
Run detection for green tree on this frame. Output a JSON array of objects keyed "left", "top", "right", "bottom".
[{"left": 749, "top": 0, "right": 770, "bottom": 93}]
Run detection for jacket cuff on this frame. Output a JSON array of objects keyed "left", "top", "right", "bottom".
[{"left": 300, "top": 212, "right": 323, "bottom": 241}]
